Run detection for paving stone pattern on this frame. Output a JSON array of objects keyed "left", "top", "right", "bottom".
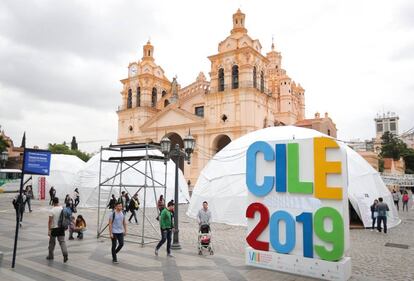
[{"left": 0, "top": 193, "right": 413, "bottom": 281}]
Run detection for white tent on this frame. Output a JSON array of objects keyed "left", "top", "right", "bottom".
[
  {"left": 76, "top": 149, "right": 190, "bottom": 208},
  {"left": 32, "top": 154, "right": 85, "bottom": 201},
  {"left": 187, "top": 126, "right": 400, "bottom": 228}
]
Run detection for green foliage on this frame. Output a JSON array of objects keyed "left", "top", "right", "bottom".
[
  {"left": 380, "top": 132, "right": 407, "bottom": 160},
  {"left": 378, "top": 158, "right": 384, "bottom": 172},
  {"left": 380, "top": 132, "right": 414, "bottom": 173},
  {"left": 0, "top": 135, "right": 10, "bottom": 153},
  {"left": 48, "top": 143, "right": 91, "bottom": 162}
]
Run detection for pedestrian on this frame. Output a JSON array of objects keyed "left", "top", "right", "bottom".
[
  {"left": 49, "top": 186, "right": 56, "bottom": 206},
  {"left": 376, "top": 197, "right": 389, "bottom": 234},
  {"left": 47, "top": 197, "right": 68, "bottom": 263},
  {"left": 370, "top": 199, "right": 378, "bottom": 231},
  {"left": 25, "top": 185, "right": 33, "bottom": 212},
  {"left": 12, "top": 193, "right": 26, "bottom": 227},
  {"left": 156, "top": 195, "right": 165, "bottom": 221},
  {"left": 73, "top": 188, "right": 80, "bottom": 208},
  {"left": 402, "top": 191, "right": 409, "bottom": 212},
  {"left": 128, "top": 194, "right": 140, "bottom": 224},
  {"left": 155, "top": 200, "right": 174, "bottom": 257},
  {"left": 109, "top": 201, "right": 127, "bottom": 264},
  {"left": 65, "top": 194, "right": 75, "bottom": 212},
  {"left": 392, "top": 189, "right": 400, "bottom": 211},
  {"left": 197, "top": 201, "right": 212, "bottom": 227},
  {"left": 69, "top": 215, "right": 87, "bottom": 240},
  {"left": 120, "top": 191, "right": 126, "bottom": 214},
  {"left": 124, "top": 193, "right": 130, "bottom": 214},
  {"left": 107, "top": 194, "right": 116, "bottom": 210}
]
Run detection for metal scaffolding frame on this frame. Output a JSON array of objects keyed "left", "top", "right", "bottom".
[{"left": 96, "top": 143, "right": 167, "bottom": 246}]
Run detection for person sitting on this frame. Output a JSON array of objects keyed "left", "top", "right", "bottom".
[{"left": 69, "top": 215, "right": 87, "bottom": 239}]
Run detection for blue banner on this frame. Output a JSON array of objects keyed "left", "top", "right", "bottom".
[{"left": 23, "top": 149, "right": 51, "bottom": 175}]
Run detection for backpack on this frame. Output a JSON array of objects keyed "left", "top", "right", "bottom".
[{"left": 58, "top": 209, "right": 71, "bottom": 230}]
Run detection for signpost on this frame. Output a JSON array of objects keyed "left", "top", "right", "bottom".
[
  {"left": 12, "top": 148, "right": 51, "bottom": 268},
  {"left": 245, "top": 137, "right": 351, "bottom": 280}
]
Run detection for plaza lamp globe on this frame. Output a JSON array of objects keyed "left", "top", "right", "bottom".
[
  {"left": 183, "top": 132, "right": 195, "bottom": 163},
  {"left": 160, "top": 136, "right": 171, "bottom": 156}
]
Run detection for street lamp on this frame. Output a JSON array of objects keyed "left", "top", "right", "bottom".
[
  {"left": 160, "top": 130, "right": 195, "bottom": 250},
  {"left": 1, "top": 151, "right": 8, "bottom": 168}
]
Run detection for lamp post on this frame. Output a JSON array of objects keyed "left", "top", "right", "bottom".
[
  {"left": 160, "top": 131, "right": 195, "bottom": 250},
  {"left": 1, "top": 151, "right": 8, "bottom": 168}
]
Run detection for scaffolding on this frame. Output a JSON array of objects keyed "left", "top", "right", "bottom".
[{"left": 96, "top": 143, "right": 167, "bottom": 245}]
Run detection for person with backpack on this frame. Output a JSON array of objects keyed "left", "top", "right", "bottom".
[
  {"left": 124, "top": 193, "right": 130, "bottom": 214},
  {"left": 155, "top": 201, "right": 174, "bottom": 257},
  {"left": 109, "top": 201, "right": 127, "bottom": 264},
  {"left": 47, "top": 197, "right": 68, "bottom": 263},
  {"left": 402, "top": 190, "right": 409, "bottom": 212},
  {"left": 376, "top": 197, "right": 390, "bottom": 234},
  {"left": 128, "top": 194, "right": 140, "bottom": 224}
]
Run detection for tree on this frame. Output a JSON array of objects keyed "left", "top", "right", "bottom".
[
  {"left": 380, "top": 132, "right": 407, "bottom": 160},
  {"left": 0, "top": 135, "right": 10, "bottom": 153},
  {"left": 48, "top": 143, "right": 91, "bottom": 162},
  {"left": 402, "top": 148, "right": 414, "bottom": 174}
]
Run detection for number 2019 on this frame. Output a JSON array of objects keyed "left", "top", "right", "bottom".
[{"left": 246, "top": 202, "right": 344, "bottom": 261}]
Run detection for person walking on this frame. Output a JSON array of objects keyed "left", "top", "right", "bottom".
[
  {"left": 155, "top": 201, "right": 174, "bottom": 257},
  {"left": 128, "top": 194, "right": 140, "bottom": 224},
  {"left": 376, "top": 197, "right": 389, "bottom": 234},
  {"left": 107, "top": 194, "right": 117, "bottom": 210},
  {"left": 392, "top": 189, "right": 400, "bottom": 211},
  {"left": 12, "top": 193, "right": 26, "bottom": 227},
  {"left": 47, "top": 197, "right": 68, "bottom": 263},
  {"left": 197, "top": 201, "right": 212, "bottom": 227},
  {"left": 109, "top": 201, "right": 127, "bottom": 264},
  {"left": 156, "top": 195, "right": 165, "bottom": 221},
  {"left": 402, "top": 191, "right": 409, "bottom": 212},
  {"left": 73, "top": 188, "right": 80, "bottom": 208},
  {"left": 370, "top": 199, "right": 378, "bottom": 231},
  {"left": 49, "top": 186, "right": 56, "bottom": 206},
  {"left": 25, "top": 185, "right": 33, "bottom": 212}
]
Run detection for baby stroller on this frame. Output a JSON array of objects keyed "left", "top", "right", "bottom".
[{"left": 198, "top": 224, "right": 213, "bottom": 255}]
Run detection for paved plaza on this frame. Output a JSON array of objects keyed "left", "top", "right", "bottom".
[{"left": 0, "top": 193, "right": 413, "bottom": 281}]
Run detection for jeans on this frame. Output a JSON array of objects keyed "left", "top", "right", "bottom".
[
  {"left": 394, "top": 201, "right": 399, "bottom": 211},
  {"left": 48, "top": 235, "right": 68, "bottom": 258},
  {"left": 377, "top": 216, "right": 387, "bottom": 233},
  {"left": 129, "top": 209, "right": 138, "bottom": 223},
  {"left": 402, "top": 201, "right": 408, "bottom": 211},
  {"left": 111, "top": 233, "right": 124, "bottom": 261},
  {"left": 26, "top": 198, "right": 32, "bottom": 212},
  {"left": 156, "top": 229, "right": 172, "bottom": 254},
  {"left": 371, "top": 217, "right": 376, "bottom": 229}
]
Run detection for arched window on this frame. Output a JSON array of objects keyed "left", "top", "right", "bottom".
[
  {"left": 232, "top": 65, "right": 239, "bottom": 89},
  {"left": 164, "top": 99, "right": 170, "bottom": 107},
  {"left": 253, "top": 66, "right": 257, "bottom": 88},
  {"left": 260, "top": 71, "right": 264, "bottom": 93},
  {"left": 218, "top": 68, "right": 224, "bottom": 92},
  {"left": 151, "top": 87, "right": 157, "bottom": 107},
  {"left": 136, "top": 87, "right": 141, "bottom": 107},
  {"left": 127, "top": 89, "right": 132, "bottom": 109},
  {"left": 162, "top": 90, "right": 167, "bottom": 97}
]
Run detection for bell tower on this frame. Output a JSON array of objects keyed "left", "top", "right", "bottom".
[
  {"left": 142, "top": 40, "right": 154, "bottom": 62},
  {"left": 231, "top": 9, "right": 247, "bottom": 34}
]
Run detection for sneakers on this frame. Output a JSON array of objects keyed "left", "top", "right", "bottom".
[
  {"left": 155, "top": 248, "right": 158, "bottom": 256},
  {"left": 112, "top": 260, "right": 119, "bottom": 264},
  {"left": 46, "top": 256, "right": 54, "bottom": 260},
  {"left": 63, "top": 256, "right": 68, "bottom": 263},
  {"left": 167, "top": 253, "right": 174, "bottom": 258},
  {"left": 69, "top": 237, "right": 74, "bottom": 240}
]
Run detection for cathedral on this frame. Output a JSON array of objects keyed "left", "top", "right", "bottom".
[{"left": 117, "top": 9, "right": 337, "bottom": 186}]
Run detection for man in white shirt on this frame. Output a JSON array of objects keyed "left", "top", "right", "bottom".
[
  {"left": 197, "top": 201, "right": 211, "bottom": 226},
  {"left": 47, "top": 197, "right": 68, "bottom": 262}
]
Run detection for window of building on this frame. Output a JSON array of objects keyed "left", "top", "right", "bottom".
[
  {"left": 253, "top": 66, "right": 257, "bottom": 88},
  {"left": 127, "top": 89, "right": 132, "bottom": 109},
  {"left": 162, "top": 90, "right": 167, "bottom": 97},
  {"left": 390, "top": 122, "right": 396, "bottom": 131},
  {"left": 218, "top": 68, "right": 224, "bottom": 92},
  {"left": 164, "top": 99, "right": 170, "bottom": 107},
  {"left": 260, "top": 71, "right": 264, "bottom": 93},
  {"left": 151, "top": 87, "right": 157, "bottom": 107},
  {"left": 328, "top": 129, "right": 331, "bottom": 136},
  {"left": 136, "top": 87, "right": 141, "bottom": 107},
  {"left": 232, "top": 65, "right": 239, "bottom": 89},
  {"left": 376, "top": 123, "right": 383, "bottom": 132},
  {"left": 195, "top": 106, "right": 204, "bottom": 117}
]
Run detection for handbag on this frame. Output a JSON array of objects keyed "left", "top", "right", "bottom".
[{"left": 51, "top": 227, "right": 65, "bottom": 237}]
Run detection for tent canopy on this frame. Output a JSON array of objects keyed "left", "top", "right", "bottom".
[{"left": 187, "top": 126, "right": 400, "bottom": 228}]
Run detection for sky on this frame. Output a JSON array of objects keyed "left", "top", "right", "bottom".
[{"left": 0, "top": 0, "right": 413, "bottom": 153}]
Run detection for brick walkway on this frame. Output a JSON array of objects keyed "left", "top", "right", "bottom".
[{"left": 0, "top": 193, "right": 413, "bottom": 280}]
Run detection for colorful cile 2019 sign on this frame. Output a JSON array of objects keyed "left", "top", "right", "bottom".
[{"left": 245, "top": 137, "right": 351, "bottom": 279}]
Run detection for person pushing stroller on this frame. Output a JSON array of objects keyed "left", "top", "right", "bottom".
[{"left": 197, "top": 201, "right": 213, "bottom": 255}]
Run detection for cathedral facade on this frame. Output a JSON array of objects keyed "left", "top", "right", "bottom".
[{"left": 117, "top": 9, "right": 336, "bottom": 185}]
